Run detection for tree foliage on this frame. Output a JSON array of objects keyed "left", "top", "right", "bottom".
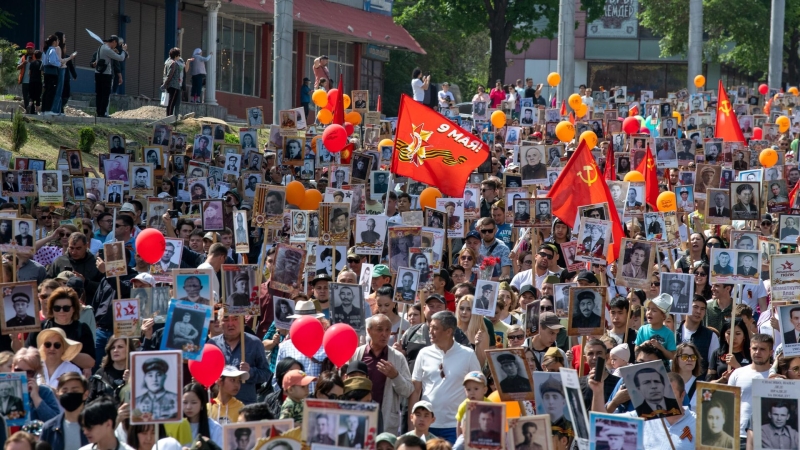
[{"left": 639, "top": 0, "right": 800, "bottom": 80}]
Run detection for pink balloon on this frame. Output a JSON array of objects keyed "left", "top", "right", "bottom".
[
  {"left": 623, "top": 117, "right": 640, "bottom": 134},
  {"left": 639, "top": 127, "right": 650, "bottom": 135},
  {"left": 323, "top": 323, "right": 358, "bottom": 367},
  {"left": 188, "top": 344, "right": 225, "bottom": 388},
  {"left": 290, "top": 316, "right": 324, "bottom": 358},
  {"left": 753, "top": 127, "right": 763, "bottom": 139}
]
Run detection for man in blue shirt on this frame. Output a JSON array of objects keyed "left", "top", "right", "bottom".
[
  {"left": 301, "top": 77, "right": 312, "bottom": 118},
  {"left": 490, "top": 203, "right": 512, "bottom": 249}
]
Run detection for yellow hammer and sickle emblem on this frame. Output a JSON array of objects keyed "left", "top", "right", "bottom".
[
  {"left": 647, "top": 157, "right": 655, "bottom": 170},
  {"left": 576, "top": 165, "right": 598, "bottom": 186},
  {"left": 719, "top": 100, "right": 732, "bottom": 116}
]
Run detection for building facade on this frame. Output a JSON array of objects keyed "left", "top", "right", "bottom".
[{"left": 3, "top": 0, "right": 422, "bottom": 119}]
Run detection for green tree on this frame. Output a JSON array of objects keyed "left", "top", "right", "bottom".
[{"left": 426, "top": 0, "right": 607, "bottom": 84}]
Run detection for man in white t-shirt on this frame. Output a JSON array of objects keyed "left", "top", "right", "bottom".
[
  {"left": 728, "top": 334, "right": 774, "bottom": 442},
  {"left": 438, "top": 82, "right": 455, "bottom": 109},
  {"left": 411, "top": 68, "right": 430, "bottom": 102},
  {"left": 582, "top": 88, "right": 594, "bottom": 107},
  {"left": 510, "top": 244, "right": 557, "bottom": 290}
]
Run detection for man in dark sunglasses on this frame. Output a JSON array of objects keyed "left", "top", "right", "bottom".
[
  {"left": 476, "top": 217, "right": 511, "bottom": 279},
  {"left": 510, "top": 244, "right": 557, "bottom": 291}
]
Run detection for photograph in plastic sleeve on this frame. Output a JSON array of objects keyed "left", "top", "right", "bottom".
[
  {"left": 615, "top": 239, "right": 655, "bottom": 290},
  {"left": 588, "top": 412, "right": 644, "bottom": 450},
  {"left": 112, "top": 298, "right": 140, "bottom": 339},
  {"left": 464, "top": 184, "right": 480, "bottom": 219},
  {"left": 302, "top": 399, "right": 379, "bottom": 448},
  {"left": 272, "top": 244, "right": 305, "bottom": 294},
  {"left": 525, "top": 300, "right": 540, "bottom": 337},
  {"left": 409, "top": 247, "right": 434, "bottom": 287},
  {"left": 561, "top": 368, "right": 590, "bottom": 448},
  {"left": 512, "top": 198, "right": 535, "bottom": 228},
  {"left": 160, "top": 300, "right": 212, "bottom": 360},
  {"left": 752, "top": 378, "right": 800, "bottom": 450},
  {"left": 696, "top": 382, "right": 740, "bottom": 450},
  {"left": 567, "top": 286, "right": 606, "bottom": 336},
  {"left": 464, "top": 401, "right": 505, "bottom": 450},
  {"left": 394, "top": 267, "right": 420, "bottom": 304},
  {"left": 330, "top": 283, "right": 366, "bottom": 335},
  {"left": 473, "top": 279, "right": 499, "bottom": 317},
  {"left": 486, "top": 348, "right": 534, "bottom": 401},
  {"left": 0, "top": 372, "right": 29, "bottom": 426},
  {"left": 575, "top": 217, "right": 611, "bottom": 265},
  {"left": 769, "top": 254, "right": 800, "bottom": 301},
  {"left": 660, "top": 272, "right": 694, "bottom": 314},
  {"left": 560, "top": 241, "right": 582, "bottom": 273},
  {"left": 423, "top": 207, "right": 446, "bottom": 230},
  {"left": 508, "top": 415, "right": 553, "bottom": 450},
  {"left": 617, "top": 360, "right": 683, "bottom": 421},
  {"left": 695, "top": 164, "right": 721, "bottom": 199},
  {"left": 387, "top": 227, "right": 421, "bottom": 273},
  {"left": 1, "top": 171, "right": 34, "bottom": 198},
  {"left": 172, "top": 269, "right": 214, "bottom": 305},
  {"left": 0, "top": 281, "right": 40, "bottom": 335},
  {"left": 730, "top": 182, "right": 761, "bottom": 221},
  {"left": 103, "top": 241, "right": 127, "bottom": 277},
  {"left": 436, "top": 198, "right": 465, "bottom": 238},
  {"left": 221, "top": 264, "right": 260, "bottom": 316},
  {"left": 130, "top": 350, "right": 182, "bottom": 423},
  {"left": 273, "top": 296, "right": 296, "bottom": 330}
]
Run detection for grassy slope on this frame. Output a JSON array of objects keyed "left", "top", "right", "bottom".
[{"left": 0, "top": 119, "right": 200, "bottom": 169}]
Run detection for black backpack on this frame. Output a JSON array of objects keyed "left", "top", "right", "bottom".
[{"left": 94, "top": 46, "right": 107, "bottom": 74}]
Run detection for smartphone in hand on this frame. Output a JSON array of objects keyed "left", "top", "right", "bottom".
[{"left": 593, "top": 357, "right": 605, "bottom": 382}]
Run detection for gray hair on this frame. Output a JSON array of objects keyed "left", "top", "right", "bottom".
[
  {"left": 366, "top": 314, "right": 391, "bottom": 330},
  {"left": 431, "top": 311, "right": 457, "bottom": 332}
]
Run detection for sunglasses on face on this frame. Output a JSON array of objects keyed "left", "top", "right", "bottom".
[
  {"left": 539, "top": 305, "right": 553, "bottom": 311},
  {"left": 538, "top": 252, "right": 554, "bottom": 260},
  {"left": 706, "top": 242, "right": 720, "bottom": 248},
  {"left": 679, "top": 354, "right": 698, "bottom": 362},
  {"left": 460, "top": 255, "right": 473, "bottom": 261},
  {"left": 481, "top": 228, "right": 495, "bottom": 234},
  {"left": 651, "top": 282, "right": 660, "bottom": 287},
  {"left": 53, "top": 305, "right": 72, "bottom": 313},
  {"left": 347, "top": 258, "right": 360, "bottom": 263},
  {"left": 44, "top": 341, "right": 62, "bottom": 349},
  {"left": 508, "top": 334, "right": 525, "bottom": 340}
]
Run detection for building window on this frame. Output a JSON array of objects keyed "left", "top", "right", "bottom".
[
  {"left": 360, "top": 58, "right": 383, "bottom": 111},
  {"left": 305, "top": 34, "right": 355, "bottom": 93},
  {"left": 216, "top": 16, "right": 261, "bottom": 97}
]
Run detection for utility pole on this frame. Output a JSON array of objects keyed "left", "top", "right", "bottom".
[
  {"left": 687, "top": 0, "right": 703, "bottom": 94},
  {"left": 556, "top": 0, "right": 575, "bottom": 108},
  {"left": 273, "top": 0, "right": 294, "bottom": 121},
  {"left": 768, "top": 0, "right": 785, "bottom": 90}
]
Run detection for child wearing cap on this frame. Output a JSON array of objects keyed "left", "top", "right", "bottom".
[
  {"left": 403, "top": 401, "right": 438, "bottom": 442},
  {"left": 455, "top": 371, "right": 490, "bottom": 437},
  {"left": 279, "top": 369, "right": 317, "bottom": 426},
  {"left": 634, "top": 294, "right": 676, "bottom": 359},
  {"left": 208, "top": 366, "right": 248, "bottom": 424}
]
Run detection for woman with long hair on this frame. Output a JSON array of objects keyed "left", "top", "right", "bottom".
[
  {"left": 496, "top": 283, "right": 519, "bottom": 326},
  {"left": 88, "top": 337, "right": 134, "bottom": 405},
  {"left": 48, "top": 32, "right": 76, "bottom": 115},
  {"left": 33, "top": 224, "right": 79, "bottom": 266},
  {"left": 265, "top": 357, "right": 304, "bottom": 418},
  {"left": 708, "top": 319, "right": 751, "bottom": 383},
  {"left": 671, "top": 343, "right": 703, "bottom": 409},
  {"left": 54, "top": 32, "right": 77, "bottom": 114},
  {"left": 126, "top": 424, "right": 166, "bottom": 450},
  {"left": 313, "top": 371, "right": 344, "bottom": 399},
  {"left": 675, "top": 233, "right": 708, "bottom": 273},
  {"left": 455, "top": 295, "right": 488, "bottom": 367},
  {"left": 456, "top": 248, "right": 479, "bottom": 284},
  {"left": 182, "top": 382, "right": 222, "bottom": 444},
  {"left": 691, "top": 263, "right": 712, "bottom": 300}
]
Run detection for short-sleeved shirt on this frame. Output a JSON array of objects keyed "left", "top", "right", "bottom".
[
  {"left": 412, "top": 78, "right": 425, "bottom": 101},
  {"left": 456, "top": 397, "right": 491, "bottom": 423},
  {"left": 635, "top": 324, "right": 677, "bottom": 352},
  {"left": 279, "top": 397, "right": 305, "bottom": 424}
]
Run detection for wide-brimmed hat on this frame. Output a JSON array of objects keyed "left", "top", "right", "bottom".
[
  {"left": 287, "top": 300, "right": 323, "bottom": 319},
  {"left": 37, "top": 328, "right": 82, "bottom": 362}
]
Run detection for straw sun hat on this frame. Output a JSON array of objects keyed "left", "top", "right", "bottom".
[{"left": 36, "top": 327, "right": 82, "bottom": 362}]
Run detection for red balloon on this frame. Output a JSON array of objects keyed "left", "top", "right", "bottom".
[
  {"left": 290, "top": 316, "right": 324, "bottom": 358},
  {"left": 622, "top": 117, "right": 640, "bottom": 134},
  {"left": 639, "top": 127, "right": 650, "bottom": 135},
  {"left": 323, "top": 323, "right": 358, "bottom": 367},
  {"left": 753, "top": 127, "right": 763, "bottom": 139},
  {"left": 344, "top": 122, "right": 354, "bottom": 136},
  {"left": 327, "top": 89, "right": 340, "bottom": 111},
  {"left": 322, "top": 124, "right": 348, "bottom": 153},
  {"left": 188, "top": 344, "right": 225, "bottom": 387},
  {"left": 135, "top": 228, "right": 166, "bottom": 264},
  {"left": 759, "top": 84, "right": 769, "bottom": 95}
]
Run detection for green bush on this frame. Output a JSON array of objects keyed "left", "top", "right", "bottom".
[
  {"left": 224, "top": 133, "right": 239, "bottom": 144},
  {"left": 0, "top": 39, "right": 19, "bottom": 93},
  {"left": 10, "top": 109, "right": 27, "bottom": 151},
  {"left": 78, "top": 127, "right": 96, "bottom": 153}
]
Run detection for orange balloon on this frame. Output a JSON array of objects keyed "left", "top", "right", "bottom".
[
  {"left": 580, "top": 130, "right": 598, "bottom": 148},
  {"left": 345, "top": 111, "right": 362, "bottom": 126},
  {"left": 555, "top": 121, "right": 575, "bottom": 142},
  {"left": 300, "top": 189, "right": 323, "bottom": 210},
  {"left": 285, "top": 181, "right": 306, "bottom": 206},
  {"left": 491, "top": 110, "right": 506, "bottom": 129},
  {"left": 343, "top": 94, "right": 351, "bottom": 110},
  {"left": 759, "top": 148, "right": 779, "bottom": 168},
  {"left": 419, "top": 187, "right": 442, "bottom": 210},
  {"left": 575, "top": 103, "right": 588, "bottom": 118},
  {"left": 379, "top": 139, "right": 394, "bottom": 149},
  {"left": 568, "top": 93, "right": 582, "bottom": 110},
  {"left": 547, "top": 72, "right": 561, "bottom": 87},
  {"left": 657, "top": 191, "right": 677, "bottom": 212},
  {"left": 790, "top": 87, "right": 800, "bottom": 96},
  {"left": 487, "top": 390, "right": 521, "bottom": 427},
  {"left": 624, "top": 170, "right": 644, "bottom": 182},
  {"left": 776, "top": 115, "right": 790, "bottom": 133},
  {"left": 312, "top": 89, "right": 328, "bottom": 107},
  {"left": 318, "top": 109, "right": 333, "bottom": 125},
  {"left": 694, "top": 75, "right": 706, "bottom": 88}
]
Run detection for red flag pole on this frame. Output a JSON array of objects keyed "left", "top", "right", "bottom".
[{"left": 377, "top": 95, "right": 382, "bottom": 114}]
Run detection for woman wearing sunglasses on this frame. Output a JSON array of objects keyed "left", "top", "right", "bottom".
[
  {"left": 456, "top": 248, "right": 479, "bottom": 285},
  {"left": 671, "top": 343, "right": 702, "bottom": 410},
  {"left": 25, "top": 287, "right": 96, "bottom": 373},
  {"left": 691, "top": 263, "right": 712, "bottom": 300},
  {"left": 675, "top": 232, "right": 708, "bottom": 273},
  {"left": 36, "top": 327, "right": 82, "bottom": 389},
  {"left": 0, "top": 348, "right": 61, "bottom": 422}
]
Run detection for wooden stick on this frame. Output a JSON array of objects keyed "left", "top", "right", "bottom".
[
  {"left": 578, "top": 335, "right": 586, "bottom": 377},
  {"left": 116, "top": 276, "right": 122, "bottom": 300},
  {"left": 623, "top": 306, "right": 631, "bottom": 345},
  {"left": 729, "top": 286, "right": 739, "bottom": 360},
  {"left": 11, "top": 250, "right": 16, "bottom": 283},
  {"left": 239, "top": 315, "right": 246, "bottom": 364},
  {"left": 659, "top": 416, "right": 677, "bottom": 450}
]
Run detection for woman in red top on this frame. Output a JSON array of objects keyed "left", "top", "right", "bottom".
[{"left": 489, "top": 80, "right": 506, "bottom": 108}]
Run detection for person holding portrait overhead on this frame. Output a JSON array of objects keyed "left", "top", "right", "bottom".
[
  {"left": 521, "top": 148, "right": 546, "bottom": 180},
  {"left": 622, "top": 244, "right": 648, "bottom": 279}
]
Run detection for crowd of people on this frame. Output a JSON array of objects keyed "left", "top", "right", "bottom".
[{"left": 2, "top": 58, "right": 800, "bottom": 450}]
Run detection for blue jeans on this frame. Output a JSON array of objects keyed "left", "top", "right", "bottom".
[
  {"left": 429, "top": 427, "right": 456, "bottom": 444},
  {"left": 51, "top": 68, "right": 65, "bottom": 113},
  {"left": 94, "top": 327, "right": 114, "bottom": 371}
]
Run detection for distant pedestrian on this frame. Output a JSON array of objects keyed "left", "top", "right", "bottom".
[
  {"left": 94, "top": 35, "right": 128, "bottom": 117},
  {"left": 162, "top": 47, "right": 185, "bottom": 117},
  {"left": 187, "top": 48, "right": 213, "bottom": 103}
]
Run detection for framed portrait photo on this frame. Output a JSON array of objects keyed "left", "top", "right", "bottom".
[
  {"left": 752, "top": 378, "right": 800, "bottom": 450},
  {"left": 567, "top": 286, "right": 606, "bottom": 336},
  {"left": 272, "top": 244, "right": 306, "bottom": 293},
  {"left": 329, "top": 282, "right": 366, "bottom": 335},
  {"left": 302, "top": 399, "right": 378, "bottom": 449},
  {"left": 171, "top": 269, "right": 214, "bottom": 305},
  {"left": 221, "top": 264, "right": 260, "bottom": 316},
  {"left": 0, "top": 281, "right": 40, "bottom": 334},
  {"left": 617, "top": 360, "right": 683, "bottom": 421},
  {"left": 486, "top": 348, "right": 534, "bottom": 401},
  {"left": 696, "top": 382, "right": 740, "bottom": 450},
  {"left": 130, "top": 350, "right": 182, "bottom": 423},
  {"left": 0, "top": 372, "right": 29, "bottom": 426},
  {"left": 588, "top": 412, "right": 644, "bottom": 450},
  {"left": 393, "top": 267, "right": 420, "bottom": 304},
  {"left": 473, "top": 279, "right": 499, "bottom": 317},
  {"left": 464, "top": 401, "right": 505, "bottom": 450}
]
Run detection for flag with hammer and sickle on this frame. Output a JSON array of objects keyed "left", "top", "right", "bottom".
[{"left": 715, "top": 79, "right": 747, "bottom": 143}]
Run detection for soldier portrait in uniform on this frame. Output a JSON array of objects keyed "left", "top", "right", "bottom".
[
  {"left": 466, "top": 402, "right": 505, "bottom": 449},
  {"left": 589, "top": 415, "right": 644, "bottom": 450},
  {"left": 510, "top": 416, "right": 552, "bottom": 450},
  {"left": 568, "top": 287, "right": 606, "bottom": 336},
  {"left": 131, "top": 350, "right": 182, "bottom": 423},
  {"left": 393, "top": 268, "right": 420, "bottom": 304},
  {"left": 0, "top": 282, "right": 39, "bottom": 334},
  {"left": 308, "top": 414, "right": 337, "bottom": 445},
  {"left": 330, "top": 283, "right": 366, "bottom": 335},
  {"left": 487, "top": 348, "right": 535, "bottom": 401},
  {"left": 473, "top": 280, "right": 499, "bottom": 317}
]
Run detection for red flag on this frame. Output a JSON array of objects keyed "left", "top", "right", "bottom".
[
  {"left": 333, "top": 77, "right": 345, "bottom": 126},
  {"left": 390, "top": 94, "right": 490, "bottom": 197},
  {"left": 789, "top": 180, "right": 800, "bottom": 206},
  {"left": 715, "top": 80, "right": 746, "bottom": 142},
  {"left": 546, "top": 140, "right": 625, "bottom": 263},
  {"left": 629, "top": 104, "right": 639, "bottom": 117},
  {"left": 634, "top": 145, "right": 660, "bottom": 209},
  {"left": 560, "top": 100, "right": 567, "bottom": 117},
  {"left": 604, "top": 137, "right": 616, "bottom": 181},
  {"left": 377, "top": 95, "right": 382, "bottom": 113}
]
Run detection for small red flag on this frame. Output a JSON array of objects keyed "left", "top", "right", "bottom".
[
  {"left": 333, "top": 77, "right": 345, "bottom": 126},
  {"left": 604, "top": 137, "right": 616, "bottom": 181},
  {"left": 789, "top": 179, "right": 800, "bottom": 206},
  {"left": 546, "top": 140, "right": 626, "bottom": 263},
  {"left": 634, "top": 145, "right": 660, "bottom": 209},
  {"left": 715, "top": 80, "right": 746, "bottom": 142},
  {"left": 560, "top": 100, "right": 567, "bottom": 117},
  {"left": 390, "top": 94, "right": 490, "bottom": 197}
]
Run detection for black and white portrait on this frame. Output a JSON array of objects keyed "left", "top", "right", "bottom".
[
  {"left": 617, "top": 360, "right": 682, "bottom": 421},
  {"left": 731, "top": 182, "right": 760, "bottom": 221},
  {"left": 466, "top": 402, "right": 505, "bottom": 449},
  {"left": 131, "top": 350, "right": 182, "bottom": 423},
  {"left": 246, "top": 107, "right": 264, "bottom": 127},
  {"left": 351, "top": 153, "right": 372, "bottom": 181},
  {"left": 330, "top": 283, "right": 366, "bottom": 335},
  {"left": 164, "top": 303, "right": 206, "bottom": 350},
  {"left": 354, "top": 215, "right": 387, "bottom": 255},
  {"left": 393, "top": 268, "right": 419, "bottom": 304},
  {"left": 0, "top": 282, "right": 39, "bottom": 333},
  {"left": 660, "top": 273, "right": 694, "bottom": 314},
  {"left": 273, "top": 296, "right": 296, "bottom": 330},
  {"left": 473, "top": 280, "right": 499, "bottom": 317},
  {"left": 486, "top": 348, "right": 534, "bottom": 401},
  {"left": 698, "top": 386, "right": 739, "bottom": 449},
  {"left": 568, "top": 287, "right": 604, "bottom": 333},
  {"left": 272, "top": 244, "right": 305, "bottom": 292},
  {"left": 521, "top": 145, "right": 547, "bottom": 184}
]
